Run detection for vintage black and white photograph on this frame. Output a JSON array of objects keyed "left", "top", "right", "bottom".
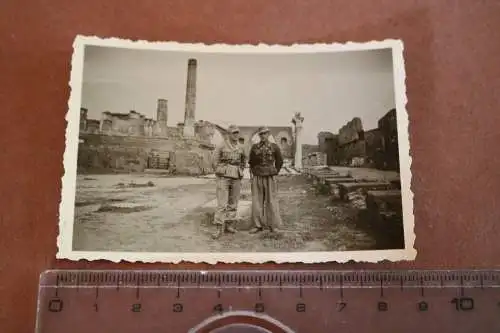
[{"left": 57, "top": 36, "right": 415, "bottom": 263}]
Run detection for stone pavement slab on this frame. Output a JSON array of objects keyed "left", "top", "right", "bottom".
[{"left": 338, "top": 181, "right": 392, "bottom": 200}]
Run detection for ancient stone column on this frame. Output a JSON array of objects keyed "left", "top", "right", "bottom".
[
  {"left": 156, "top": 99, "right": 168, "bottom": 136},
  {"left": 183, "top": 58, "right": 197, "bottom": 137},
  {"left": 292, "top": 112, "right": 304, "bottom": 169}
]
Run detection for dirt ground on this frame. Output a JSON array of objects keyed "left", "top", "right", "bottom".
[{"left": 72, "top": 169, "right": 396, "bottom": 253}]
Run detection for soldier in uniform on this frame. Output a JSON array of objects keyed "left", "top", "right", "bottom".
[
  {"left": 248, "top": 126, "right": 284, "bottom": 233},
  {"left": 212, "top": 124, "right": 246, "bottom": 239}
]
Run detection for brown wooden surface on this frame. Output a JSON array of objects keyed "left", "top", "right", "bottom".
[{"left": 1, "top": 0, "right": 500, "bottom": 331}]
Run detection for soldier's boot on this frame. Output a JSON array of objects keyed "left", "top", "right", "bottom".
[
  {"left": 212, "top": 224, "right": 225, "bottom": 239},
  {"left": 249, "top": 227, "right": 263, "bottom": 234},
  {"left": 225, "top": 223, "right": 237, "bottom": 234}
]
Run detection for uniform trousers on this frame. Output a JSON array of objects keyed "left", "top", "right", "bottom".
[
  {"left": 214, "top": 176, "right": 241, "bottom": 225},
  {"left": 251, "top": 175, "right": 282, "bottom": 229}
]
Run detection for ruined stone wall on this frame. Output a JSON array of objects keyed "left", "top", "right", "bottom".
[
  {"left": 319, "top": 109, "right": 399, "bottom": 170},
  {"left": 194, "top": 121, "right": 216, "bottom": 142},
  {"left": 302, "top": 144, "right": 320, "bottom": 158},
  {"left": 363, "top": 128, "right": 383, "bottom": 168},
  {"left": 338, "top": 117, "right": 363, "bottom": 145},
  {"left": 86, "top": 120, "right": 100, "bottom": 134},
  {"left": 77, "top": 134, "right": 215, "bottom": 175},
  {"left": 302, "top": 152, "right": 327, "bottom": 167},
  {"left": 317, "top": 132, "right": 338, "bottom": 165},
  {"left": 99, "top": 111, "right": 146, "bottom": 136},
  {"left": 377, "top": 108, "right": 399, "bottom": 171},
  {"left": 335, "top": 140, "right": 367, "bottom": 166},
  {"left": 334, "top": 117, "right": 366, "bottom": 166}
]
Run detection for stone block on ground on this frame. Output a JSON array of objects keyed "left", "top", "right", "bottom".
[
  {"left": 319, "top": 174, "right": 351, "bottom": 181},
  {"left": 310, "top": 170, "right": 340, "bottom": 176},
  {"left": 390, "top": 179, "right": 401, "bottom": 189},
  {"left": 312, "top": 173, "right": 348, "bottom": 184},
  {"left": 313, "top": 172, "right": 342, "bottom": 178},
  {"left": 338, "top": 182, "right": 392, "bottom": 200},
  {"left": 365, "top": 190, "right": 403, "bottom": 228},
  {"left": 325, "top": 177, "right": 358, "bottom": 185},
  {"left": 366, "top": 190, "right": 402, "bottom": 211}
]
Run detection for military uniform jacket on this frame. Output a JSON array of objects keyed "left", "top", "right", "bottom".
[
  {"left": 248, "top": 141, "right": 283, "bottom": 177},
  {"left": 213, "top": 140, "right": 246, "bottom": 179}
]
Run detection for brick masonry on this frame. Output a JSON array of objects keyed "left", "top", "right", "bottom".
[
  {"left": 317, "top": 109, "right": 399, "bottom": 171},
  {"left": 77, "top": 133, "right": 215, "bottom": 175}
]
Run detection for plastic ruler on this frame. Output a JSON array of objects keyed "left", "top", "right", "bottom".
[{"left": 35, "top": 269, "right": 500, "bottom": 332}]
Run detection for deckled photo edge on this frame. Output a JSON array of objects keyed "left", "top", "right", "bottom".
[
  {"left": 390, "top": 41, "right": 416, "bottom": 260},
  {"left": 57, "top": 36, "right": 86, "bottom": 258},
  {"left": 56, "top": 35, "right": 416, "bottom": 264}
]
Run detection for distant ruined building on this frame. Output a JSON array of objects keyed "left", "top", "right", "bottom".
[
  {"left": 312, "top": 109, "right": 400, "bottom": 171},
  {"left": 77, "top": 58, "right": 302, "bottom": 175}
]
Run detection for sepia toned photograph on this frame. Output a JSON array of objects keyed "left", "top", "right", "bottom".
[{"left": 57, "top": 36, "right": 415, "bottom": 263}]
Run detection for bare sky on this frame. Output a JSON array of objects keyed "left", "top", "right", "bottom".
[{"left": 81, "top": 45, "right": 396, "bottom": 145}]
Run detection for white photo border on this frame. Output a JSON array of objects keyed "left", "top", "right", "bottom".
[{"left": 56, "top": 35, "right": 416, "bottom": 264}]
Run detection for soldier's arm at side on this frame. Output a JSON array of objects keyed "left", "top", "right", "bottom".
[
  {"left": 240, "top": 147, "right": 247, "bottom": 169},
  {"left": 248, "top": 144, "right": 257, "bottom": 177},
  {"left": 274, "top": 144, "right": 284, "bottom": 173},
  {"left": 212, "top": 144, "right": 222, "bottom": 170}
]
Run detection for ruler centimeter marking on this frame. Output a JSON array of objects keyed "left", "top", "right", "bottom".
[
  {"left": 39, "top": 270, "right": 500, "bottom": 288},
  {"left": 36, "top": 270, "right": 500, "bottom": 333}
]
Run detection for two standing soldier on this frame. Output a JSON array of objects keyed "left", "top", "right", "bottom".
[{"left": 212, "top": 125, "right": 283, "bottom": 239}]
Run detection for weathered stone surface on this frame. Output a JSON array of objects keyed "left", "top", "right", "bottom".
[
  {"left": 314, "top": 174, "right": 350, "bottom": 183},
  {"left": 364, "top": 189, "right": 404, "bottom": 248},
  {"left": 77, "top": 134, "right": 215, "bottom": 175},
  {"left": 194, "top": 120, "right": 216, "bottom": 142},
  {"left": 310, "top": 173, "right": 346, "bottom": 185},
  {"left": 338, "top": 182, "right": 392, "bottom": 200},
  {"left": 183, "top": 58, "right": 197, "bottom": 137},
  {"left": 390, "top": 179, "right": 401, "bottom": 189},
  {"left": 302, "top": 144, "right": 320, "bottom": 157},
  {"left": 338, "top": 117, "right": 363, "bottom": 146},
  {"left": 312, "top": 172, "right": 344, "bottom": 178},
  {"left": 325, "top": 177, "right": 358, "bottom": 185},
  {"left": 155, "top": 99, "right": 169, "bottom": 136},
  {"left": 303, "top": 152, "right": 327, "bottom": 167},
  {"left": 363, "top": 128, "right": 383, "bottom": 167},
  {"left": 317, "top": 132, "right": 338, "bottom": 166},
  {"left": 377, "top": 109, "right": 399, "bottom": 171},
  {"left": 365, "top": 190, "right": 403, "bottom": 223}
]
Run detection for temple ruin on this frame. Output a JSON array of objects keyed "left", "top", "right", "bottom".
[{"left": 77, "top": 58, "right": 301, "bottom": 175}]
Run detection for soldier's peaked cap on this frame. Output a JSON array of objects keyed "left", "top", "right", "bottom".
[
  {"left": 227, "top": 124, "right": 240, "bottom": 133},
  {"left": 257, "top": 126, "right": 270, "bottom": 134}
]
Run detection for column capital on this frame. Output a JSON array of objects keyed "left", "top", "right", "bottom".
[{"left": 292, "top": 112, "right": 304, "bottom": 127}]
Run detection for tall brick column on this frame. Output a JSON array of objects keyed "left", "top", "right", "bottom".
[
  {"left": 156, "top": 98, "right": 168, "bottom": 136},
  {"left": 183, "top": 58, "right": 197, "bottom": 137},
  {"left": 292, "top": 112, "right": 304, "bottom": 169}
]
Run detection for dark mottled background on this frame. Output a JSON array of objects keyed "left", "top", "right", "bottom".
[{"left": 1, "top": 0, "right": 499, "bottom": 331}]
